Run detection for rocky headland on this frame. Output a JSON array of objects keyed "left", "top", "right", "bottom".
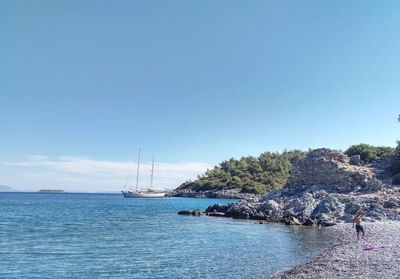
[{"left": 182, "top": 148, "right": 400, "bottom": 226}]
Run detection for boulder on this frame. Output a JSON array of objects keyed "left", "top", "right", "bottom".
[
  {"left": 311, "top": 196, "right": 345, "bottom": 223},
  {"left": 178, "top": 210, "right": 192, "bottom": 215},
  {"left": 349, "top": 155, "right": 361, "bottom": 166},
  {"left": 284, "top": 216, "right": 301, "bottom": 226},
  {"left": 225, "top": 201, "right": 255, "bottom": 219},
  {"left": 177, "top": 209, "right": 203, "bottom": 216},
  {"left": 384, "top": 198, "right": 399, "bottom": 208},
  {"left": 344, "top": 201, "right": 361, "bottom": 215},
  {"left": 263, "top": 200, "right": 280, "bottom": 211},
  {"left": 205, "top": 204, "right": 229, "bottom": 213},
  {"left": 316, "top": 213, "right": 337, "bottom": 226},
  {"left": 192, "top": 209, "right": 203, "bottom": 216}
]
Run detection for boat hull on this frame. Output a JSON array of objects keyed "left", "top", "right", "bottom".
[{"left": 122, "top": 191, "right": 165, "bottom": 198}]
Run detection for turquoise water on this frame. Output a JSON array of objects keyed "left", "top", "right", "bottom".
[{"left": 0, "top": 193, "right": 332, "bottom": 278}]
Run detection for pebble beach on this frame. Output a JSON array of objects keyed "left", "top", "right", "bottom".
[{"left": 272, "top": 221, "right": 400, "bottom": 279}]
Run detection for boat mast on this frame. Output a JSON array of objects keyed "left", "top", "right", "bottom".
[
  {"left": 135, "top": 148, "right": 141, "bottom": 192},
  {"left": 150, "top": 156, "right": 154, "bottom": 189}
]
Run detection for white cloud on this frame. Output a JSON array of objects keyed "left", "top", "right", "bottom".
[{"left": 2, "top": 156, "right": 211, "bottom": 192}]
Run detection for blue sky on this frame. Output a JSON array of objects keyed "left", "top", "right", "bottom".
[{"left": 1, "top": 1, "right": 399, "bottom": 191}]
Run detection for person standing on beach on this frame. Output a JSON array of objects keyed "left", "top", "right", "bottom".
[{"left": 353, "top": 208, "right": 366, "bottom": 241}]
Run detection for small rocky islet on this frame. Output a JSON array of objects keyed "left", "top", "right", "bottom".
[{"left": 177, "top": 148, "right": 400, "bottom": 226}]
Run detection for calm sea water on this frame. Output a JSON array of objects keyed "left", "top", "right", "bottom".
[{"left": 0, "top": 193, "right": 332, "bottom": 278}]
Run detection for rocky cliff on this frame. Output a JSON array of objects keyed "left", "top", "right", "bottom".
[
  {"left": 202, "top": 149, "right": 400, "bottom": 226},
  {"left": 285, "top": 149, "right": 382, "bottom": 193}
]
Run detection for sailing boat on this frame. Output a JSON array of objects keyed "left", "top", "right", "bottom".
[{"left": 121, "top": 149, "right": 166, "bottom": 198}]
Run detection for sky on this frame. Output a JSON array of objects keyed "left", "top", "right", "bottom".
[{"left": 1, "top": 0, "right": 399, "bottom": 192}]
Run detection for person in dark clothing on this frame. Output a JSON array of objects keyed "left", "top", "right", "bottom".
[{"left": 353, "top": 208, "right": 366, "bottom": 241}]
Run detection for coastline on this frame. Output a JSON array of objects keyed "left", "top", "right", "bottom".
[
  {"left": 175, "top": 150, "right": 400, "bottom": 277},
  {"left": 271, "top": 221, "right": 400, "bottom": 279},
  {"left": 169, "top": 189, "right": 260, "bottom": 201}
]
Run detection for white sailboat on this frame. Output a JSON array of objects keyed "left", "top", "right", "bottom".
[{"left": 121, "top": 149, "right": 166, "bottom": 198}]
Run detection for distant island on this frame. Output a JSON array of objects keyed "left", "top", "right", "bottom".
[{"left": 38, "top": 189, "right": 65, "bottom": 193}]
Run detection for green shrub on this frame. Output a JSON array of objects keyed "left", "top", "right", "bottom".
[
  {"left": 388, "top": 114, "right": 400, "bottom": 175},
  {"left": 344, "top": 144, "right": 394, "bottom": 163},
  {"left": 389, "top": 142, "right": 400, "bottom": 176}
]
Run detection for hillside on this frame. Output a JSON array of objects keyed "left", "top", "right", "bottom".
[{"left": 173, "top": 150, "right": 306, "bottom": 196}]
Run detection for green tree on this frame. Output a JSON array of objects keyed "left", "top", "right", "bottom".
[
  {"left": 177, "top": 150, "right": 306, "bottom": 195},
  {"left": 344, "top": 144, "right": 394, "bottom": 163},
  {"left": 389, "top": 114, "right": 400, "bottom": 177}
]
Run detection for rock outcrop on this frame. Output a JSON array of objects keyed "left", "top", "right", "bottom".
[
  {"left": 201, "top": 149, "right": 400, "bottom": 226},
  {"left": 178, "top": 209, "right": 203, "bottom": 216},
  {"left": 285, "top": 148, "right": 383, "bottom": 193}
]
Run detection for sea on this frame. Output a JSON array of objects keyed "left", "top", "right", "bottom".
[{"left": 0, "top": 193, "right": 333, "bottom": 278}]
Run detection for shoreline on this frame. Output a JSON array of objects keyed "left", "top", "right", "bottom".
[
  {"left": 169, "top": 189, "right": 261, "bottom": 201},
  {"left": 271, "top": 221, "right": 400, "bottom": 278}
]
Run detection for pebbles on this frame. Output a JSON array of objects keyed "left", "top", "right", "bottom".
[{"left": 271, "top": 221, "right": 400, "bottom": 278}]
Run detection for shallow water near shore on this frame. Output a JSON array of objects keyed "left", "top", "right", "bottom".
[{"left": 0, "top": 193, "right": 334, "bottom": 278}]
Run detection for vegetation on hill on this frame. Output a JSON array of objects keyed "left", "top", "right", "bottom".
[
  {"left": 389, "top": 114, "right": 400, "bottom": 184},
  {"left": 390, "top": 143, "right": 400, "bottom": 174},
  {"left": 344, "top": 144, "right": 395, "bottom": 163},
  {"left": 177, "top": 150, "right": 306, "bottom": 194}
]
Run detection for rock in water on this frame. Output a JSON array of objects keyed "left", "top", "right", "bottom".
[
  {"left": 178, "top": 210, "right": 192, "bottom": 215},
  {"left": 178, "top": 209, "right": 203, "bottom": 216},
  {"left": 192, "top": 209, "right": 202, "bottom": 216}
]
